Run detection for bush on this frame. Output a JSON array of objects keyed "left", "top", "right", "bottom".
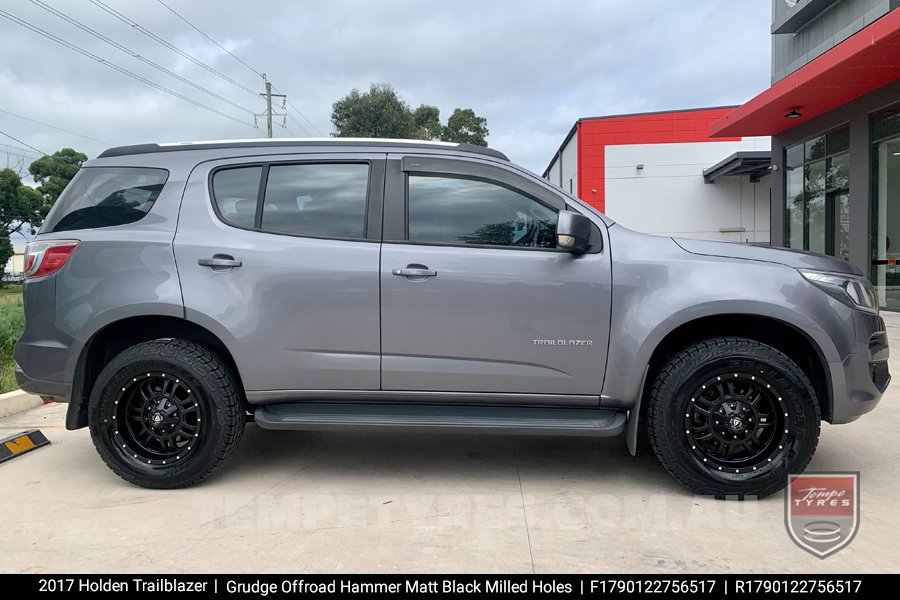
[{"left": 0, "top": 295, "right": 24, "bottom": 393}]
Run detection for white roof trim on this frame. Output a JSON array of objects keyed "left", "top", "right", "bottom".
[{"left": 157, "top": 138, "right": 460, "bottom": 147}]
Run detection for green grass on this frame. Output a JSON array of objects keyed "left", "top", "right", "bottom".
[
  {"left": 0, "top": 284, "right": 23, "bottom": 295},
  {"left": 0, "top": 293, "right": 24, "bottom": 393}
]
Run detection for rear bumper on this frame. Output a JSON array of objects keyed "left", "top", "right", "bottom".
[
  {"left": 13, "top": 276, "right": 77, "bottom": 403},
  {"left": 14, "top": 367, "right": 71, "bottom": 401},
  {"left": 829, "top": 312, "right": 890, "bottom": 423}
]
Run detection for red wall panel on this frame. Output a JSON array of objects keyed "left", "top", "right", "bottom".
[{"left": 576, "top": 107, "right": 741, "bottom": 211}]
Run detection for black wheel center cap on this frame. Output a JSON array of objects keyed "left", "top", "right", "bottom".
[{"left": 729, "top": 416, "right": 744, "bottom": 430}]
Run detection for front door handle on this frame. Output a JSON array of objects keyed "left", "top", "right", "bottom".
[
  {"left": 392, "top": 265, "right": 437, "bottom": 278},
  {"left": 198, "top": 254, "right": 242, "bottom": 270}
]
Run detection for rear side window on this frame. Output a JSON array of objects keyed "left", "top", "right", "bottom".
[
  {"left": 211, "top": 163, "right": 370, "bottom": 239},
  {"left": 212, "top": 167, "right": 263, "bottom": 229},
  {"left": 41, "top": 167, "right": 168, "bottom": 233},
  {"left": 262, "top": 164, "right": 368, "bottom": 238}
]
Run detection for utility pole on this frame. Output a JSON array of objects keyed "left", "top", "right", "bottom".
[{"left": 255, "top": 76, "right": 287, "bottom": 138}]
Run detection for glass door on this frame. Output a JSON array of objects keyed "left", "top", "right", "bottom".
[
  {"left": 829, "top": 191, "right": 850, "bottom": 261},
  {"left": 871, "top": 107, "right": 900, "bottom": 310},
  {"left": 784, "top": 127, "right": 849, "bottom": 259}
]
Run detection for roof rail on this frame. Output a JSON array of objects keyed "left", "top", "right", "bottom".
[{"left": 97, "top": 138, "right": 509, "bottom": 161}]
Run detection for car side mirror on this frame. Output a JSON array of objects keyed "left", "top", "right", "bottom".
[{"left": 556, "top": 210, "right": 592, "bottom": 253}]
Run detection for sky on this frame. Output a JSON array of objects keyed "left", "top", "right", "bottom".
[{"left": 0, "top": 0, "right": 772, "bottom": 179}]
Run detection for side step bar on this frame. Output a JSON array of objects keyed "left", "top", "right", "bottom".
[{"left": 255, "top": 403, "right": 627, "bottom": 437}]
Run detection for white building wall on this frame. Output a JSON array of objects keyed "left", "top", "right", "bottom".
[
  {"left": 559, "top": 132, "right": 578, "bottom": 196},
  {"left": 545, "top": 131, "right": 579, "bottom": 192},
  {"left": 4, "top": 243, "right": 26, "bottom": 277},
  {"left": 604, "top": 137, "right": 771, "bottom": 242},
  {"left": 547, "top": 160, "right": 561, "bottom": 188}
]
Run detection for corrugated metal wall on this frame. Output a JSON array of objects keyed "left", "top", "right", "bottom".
[{"left": 771, "top": 0, "right": 896, "bottom": 83}]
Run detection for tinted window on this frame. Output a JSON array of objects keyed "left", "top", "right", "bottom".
[
  {"left": 873, "top": 107, "right": 900, "bottom": 142},
  {"left": 408, "top": 174, "right": 558, "bottom": 248},
  {"left": 261, "top": 163, "right": 369, "bottom": 238},
  {"left": 212, "top": 166, "right": 262, "bottom": 229},
  {"left": 42, "top": 167, "right": 168, "bottom": 233}
]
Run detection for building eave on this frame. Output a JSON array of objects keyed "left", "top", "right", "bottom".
[{"left": 710, "top": 8, "right": 900, "bottom": 138}]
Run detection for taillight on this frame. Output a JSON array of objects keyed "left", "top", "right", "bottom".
[{"left": 24, "top": 240, "right": 80, "bottom": 279}]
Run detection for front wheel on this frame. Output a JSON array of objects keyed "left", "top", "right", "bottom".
[
  {"left": 647, "top": 337, "right": 820, "bottom": 499},
  {"left": 88, "top": 339, "right": 245, "bottom": 488}
]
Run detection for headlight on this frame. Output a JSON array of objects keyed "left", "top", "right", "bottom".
[{"left": 799, "top": 270, "right": 878, "bottom": 314}]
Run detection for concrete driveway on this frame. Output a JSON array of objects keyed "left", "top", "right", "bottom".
[{"left": 2, "top": 317, "right": 899, "bottom": 574}]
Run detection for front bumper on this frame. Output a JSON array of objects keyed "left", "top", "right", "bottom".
[{"left": 829, "top": 312, "right": 890, "bottom": 423}]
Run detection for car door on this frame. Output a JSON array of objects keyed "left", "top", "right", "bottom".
[
  {"left": 380, "top": 154, "right": 612, "bottom": 399},
  {"left": 174, "top": 153, "right": 384, "bottom": 398}
]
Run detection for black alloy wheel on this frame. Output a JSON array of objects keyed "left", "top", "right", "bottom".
[
  {"left": 114, "top": 373, "right": 201, "bottom": 466},
  {"left": 684, "top": 372, "right": 789, "bottom": 474},
  {"left": 648, "top": 337, "right": 820, "bottom": 499},
  {"left": 89, "top": 339, "right": 245, "bottom": 488}
]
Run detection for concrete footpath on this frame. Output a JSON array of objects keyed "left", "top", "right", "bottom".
[
  {"left": 0, "top": 389, "right": 42, "bottom": 419},
  {"left": 2, "top": 316, "right": 899, "bottom": 574}
]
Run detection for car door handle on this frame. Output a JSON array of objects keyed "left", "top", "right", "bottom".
[
  {"left": 392, "top": 266, "right": 437, "bottom": 278},
  {"left": 198, "top": 254, "right": 242, "bottom": 269}
]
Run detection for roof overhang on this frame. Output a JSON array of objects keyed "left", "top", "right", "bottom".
[
  {"left": 710, "top": 8, "right": 900, "bottom": 138},
  {"left": 703, "top": 151, "right": 772, "bottom": 183}
]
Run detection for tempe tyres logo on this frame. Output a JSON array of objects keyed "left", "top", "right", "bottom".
[{"left": 785, "top": 472, "right": 859, "bottom": 558}]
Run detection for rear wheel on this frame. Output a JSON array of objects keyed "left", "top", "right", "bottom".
[
  {"left": 647, "top": 337, "right": 820, "bottom": 498},
  {"left": 88, "top": 339, "right": 245, "bottom": 488}
]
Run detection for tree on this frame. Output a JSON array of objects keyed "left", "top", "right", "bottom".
[
  {"left": 0, "top": 167, "right": 49, "bottom": 238},
  {"left": 442, "top": 108, "right": 489, "bottom": 146},
  {"left": 28, "top": 148, "right": 87, "bottom": 204},
  {"left": 458, "top": 222, "right": 514, "bottom": 246},
  {"left": 332, "top": 83, "right": 489, "bottom": 146},
  {"left": 0, "top": 233, "right": 13, "bottom": 272},
  {"left": 331, "top": 83, "right": 417, "bottom": 139},
  {"left": 412, "top": 104, "right": 442, "bottom": 140}
]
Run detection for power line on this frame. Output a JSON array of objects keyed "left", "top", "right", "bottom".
[
  {"left": 155, "top": 0, "right": 266, "bottom": 81},
  {"left": 270, "top": 84, "right": 324, "bottom": 136},
  {"left": 100, "top": 1, "right": 328, "bottom": 138},
  {"left": 264, "top": 86, "right": 311, "bottom": 136},
  {"left": 0, "top": 130, "right": 47, "bottom": 156},
  {"left": 0, "top": 8, "right": 256, "bottom": 129},
  {"left": 282, "top": 110, "right": 312, "bottom": 136},
  {"left": 0, "top": 143, "right": 43, "bottom": 157},
  {"left": 286, "top": 98, "right": 327, "bottom": 137},
  {"left": 0, "top": 108, "right": 111, "bottom": 145},
  {"left": 280, "top": 123, "right": 298, "bottom": 137},
  {"left": 90, "top": 0, "right": 259, "bottom": 98},
  {"left": 28, "top": 0, "right": 259, "bottom": 119},
  {"left": 141, "top": 6, "right": 327, "bottom": 137}
]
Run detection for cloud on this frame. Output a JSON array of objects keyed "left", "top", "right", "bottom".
[{"left": 0, "top": 0, "right": 771, "bottom": 174}]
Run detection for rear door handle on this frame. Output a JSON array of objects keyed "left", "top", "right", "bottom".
[
  {"left": 198, "top": 254, "right": 242, "bottom": 270},
  {"left": 392, "top": 266, "right": 437, "bottom": 278}
]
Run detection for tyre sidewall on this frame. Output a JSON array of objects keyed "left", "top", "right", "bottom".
[
  {"left": 90, "top": 354, "right": 224, "bottom": 486},
  {"left": 651, "top": 342, "right": 820, "bottom": 498}
]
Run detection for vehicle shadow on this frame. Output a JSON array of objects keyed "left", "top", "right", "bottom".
[{"left": 215, "top": 422, "right": 692, "bottom": 498}]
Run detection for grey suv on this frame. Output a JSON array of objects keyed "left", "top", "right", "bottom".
[{"left": 15, "top": 139, "right": 890, "bottom": 497}]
